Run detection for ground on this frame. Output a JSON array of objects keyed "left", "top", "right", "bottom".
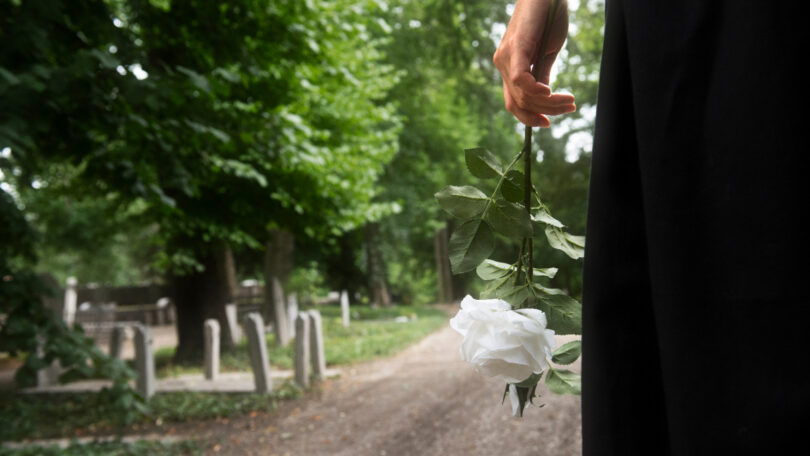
[
  {"left": 171, "top": 322, "right": 582, "bottom": 456},
  {"left": 3, "top": 310, "right": 582, "bottom": 455}
]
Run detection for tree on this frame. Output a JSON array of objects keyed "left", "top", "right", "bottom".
[{"left": 1, "top": 0, "right": 400, "bottom": 362}]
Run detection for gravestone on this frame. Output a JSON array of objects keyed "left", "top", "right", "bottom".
[
  {"left": 133, "top": 324, "right": 155, "bottom": 398},
  {"left": 204, "top": 319, "right": 220, "bottom": 381},
  {"left": 109, "top": 324, "right": 126, "bottom": 359},
  {"left": 63, "top": 277, "right": 78, "bottom": 328},
  {"left": 245, "top": 313, "right": 272, "bottom": 394},
  {"left": 271, "top": 277, "right": 291, "bottom": 346},
  {"left": 340, "top": 290, "right": 350, "bottom": 328},
  {"left": 155, "top": 297, "right": 170, "bottom": 325},
  {"left": 307, "top": 310, "right": 326, "bottom": 380},
  {"left": 224, "top": 302, "right": 242, "bottom": 345},
  {"left": 35, "top": 338, "right": 61, "bottom": 387},
  {"left": 287, "top": 293, "right": 299, "bottom": 338},
  {"left": 294, "top": 313, "right": 311, "bottom": 388}
]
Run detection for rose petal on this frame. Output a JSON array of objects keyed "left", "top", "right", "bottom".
[{"left": 452, "top": 295, "right": 556, "bottom": 384}]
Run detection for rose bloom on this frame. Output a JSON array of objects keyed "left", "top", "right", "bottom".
[{"left": 450, "top": 295, "right": 556, "bottom": 384}]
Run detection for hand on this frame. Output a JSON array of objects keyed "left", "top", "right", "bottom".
[{"left": 493, "top": 0, "right": 575, "bottom": 127}]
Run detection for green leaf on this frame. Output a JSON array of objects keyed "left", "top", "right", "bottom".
[
  {"left": 534, "top": 285, "right": 582, "bottom": 335},
  {"left": 533, "top": 267, "right": 558, "bottom": 278},
  {"left": 176, "top": 66, "right": 212, "bottom": 93},
  {"left": 434, "top": 185, "right": 489, "bottom": 219},
  {"left": 545, "top": 367, "right": 581, "bottom": 395},
  {"left": 501, "top": 170, "right": 525, "bottom": 202},
  {"left": 476, "top": 259, "right": 557, "bottom": 281},
  {"left": 479, "top": 273, "right": 512, "bottom": 299},
  {"left": 475, "top": 259, "right": 513, "bottom": 280},
  {"left": 544, "top": 226, "right": 585, "bottom": 259},
  {"left": 465, "top": 147, "right": 503, "bottom": 179},
  {"left": 448, "top": 219, "right": 495, "bottom": 273},
  {"left": 485, "top": 200, "right": 532, "bottom": 238},
  {"left": 531, "top": 207, "right": 565, "bottom": 228},
  {"left": 500, "top": 284, "right": 530, "bottom": 308},
  {"left": 551, "top": 340, "right": 582, "bottom": 365}
]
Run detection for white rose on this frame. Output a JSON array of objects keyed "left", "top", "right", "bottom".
[{"left": 449, "top": 295, "right": 556, "bottom": 384}]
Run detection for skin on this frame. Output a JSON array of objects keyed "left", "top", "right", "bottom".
[{"left": 493, "top": 0, "right": 576, "bottom": 127}]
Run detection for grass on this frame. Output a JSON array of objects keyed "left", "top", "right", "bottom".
[
  {"left": 153, "top": 304, "right": 447, "bottom": 377},
  {"left": 0, "top": 440, "right": 202, "bottom": 456},
  {"left": 0, "top": 385, "right": 299, "bottom": 443},
  {"left": 0, "top": 304, "right": 448, "bottom": 445}
]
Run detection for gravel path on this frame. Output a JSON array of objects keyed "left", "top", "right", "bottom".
[{"left": 214, "top": 322, "right": 582, "bottom": 456}]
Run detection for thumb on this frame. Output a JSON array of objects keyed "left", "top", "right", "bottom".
[{"left": 532, "top": 51, "right": 560, "bottom": 86}]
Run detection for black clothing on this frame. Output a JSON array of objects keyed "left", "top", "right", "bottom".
[{"left": 582, "top": 1, "right": 810, "bottom": 454}]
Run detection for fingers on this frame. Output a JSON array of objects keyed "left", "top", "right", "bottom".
[{"left": 502, "top": 80, "right": 575, "bottom": 127}]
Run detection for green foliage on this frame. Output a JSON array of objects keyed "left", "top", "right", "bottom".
[
  {"left": 551, "top": 340, "right": 582, "bottom": 365},
  {"left": 534, "top": 287, "right": 582, "bottom": 335},
  {"left": 146, "top": 388, "right": 299, "bottom": 422},
  {"left": 465, "top": 147, "right": 504, "bottom": 179},
  {"left": 1, "top": 0, "right": 401, "bottom": 278},
  {"left": 374, "top": 0, "right": 519, "bottom": 301},
  {"left": 435, "top": 186, "right": 489, "bottom": 220},
  {"left": 284, "top": 261, "right": 329, "bottom": 305},
  {"left": 448, "top": 219, "right": 494, "bottom": 274},
  {"left": 0, "top": 188, "right": 140, "bottom": 424},
  {"left": 0, "top": 440, "right": 201, "bottom": 456},
  {"left": 544, "top": 367, "right": 581, "bottom": 395},
  {"left": 0, "top": 388, "right": 295, "bottom": 443}
]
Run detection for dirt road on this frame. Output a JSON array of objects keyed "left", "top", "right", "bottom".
[{"left": 216, "top": 323, "right": 582, "bottom": 456}]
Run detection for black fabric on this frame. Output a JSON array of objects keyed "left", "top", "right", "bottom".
[{"left": 582, "top": 1, "right": 810, "bottom": 454}]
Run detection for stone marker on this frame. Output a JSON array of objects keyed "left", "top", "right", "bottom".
[
  {"left": 35, "top": 338, "right": 60, "bottom": 387},
  {"left": 287, "top": 293, "right": 299, "bottom": 338},
  {"left": 271, "top": 277, "right": 291, "bottom": 346},
  {"left": 204, "top": 319, "right": 220, "bottom": 381},
  {"left": 224, "top": 302, "right": 241, "bottom": 345},
  {"left": 307, "top": 310, "right": 326, "bottom": 380},
  {"left": 133, "top": 324, "right": 155, "bottom": 398},
  {"left": 156, "top": 297, "right": 170, "bottom": 325},
  {"left": 63, "top": 277, "right": 78, "bottom": 328},
  {"left": 109, "top": 324, "right": 126, "bottom": 359},
  {"left": 340, "top": 289, "right": 350, "bottom": 328},
  {"left": 294, "top": 313, "right": 311, "bottom": 388},
  {"left": 245, "top": 313, "right": 272, "bottom": 394}
]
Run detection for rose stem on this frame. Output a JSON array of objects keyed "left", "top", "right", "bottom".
[{"left": 522, "top": 0, "right": 560, "bottom": 291}]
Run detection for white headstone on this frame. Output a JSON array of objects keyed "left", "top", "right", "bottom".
[
  {"left": 340, "top": 290, "right": 350, "bottom": 328},
  {"left": 109, "top": 324, "right": 126, "bottom": 359},
  {"left": 204, "top": 319, "right": 220, "bottom": 381},
  {"left": 224, "top": 302, "right": 242, "bottom": 345},
  {"left": 307, "top": 310, "right": 326, "bottom": 380},
  {"left": 245, "top": 313, "right": 272, "bottom": 394},
  {"left": 287, "top": 293, "right": 299, "bottom": 338},
  {"left": 63, "top": 277, "right": 78, "bottom": 328},
  {"left": 156, "top": 297, "right": 170, "bottom": 326},
  {"left": 35, "top": 338, "right": 60, "bottom": 387},
  {"left": 271, "top": 277, "right": 291, "bottom": 346},
  {"left": 133, "top": 324, "right": 155, "bottom": 398},
  {"left": 294, "top": 313, "right": 311, "bottom": 388}
]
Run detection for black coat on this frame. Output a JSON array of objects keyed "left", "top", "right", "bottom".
[{"left": 582, "top": 1, "right": 810, "bottom": 454}]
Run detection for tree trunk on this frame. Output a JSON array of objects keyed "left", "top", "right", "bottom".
[
  {"left": 434, "top": 225, "right": 453, "bottom": 303},
  {"left": 171, "top": 243, "right": 236, "bottom": 363},
  {"left": 365, "top": 223, "right": 391, "bottom": 307},
  {"left": 264, "top": 229, "right": 294, "bottom": 346}
]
